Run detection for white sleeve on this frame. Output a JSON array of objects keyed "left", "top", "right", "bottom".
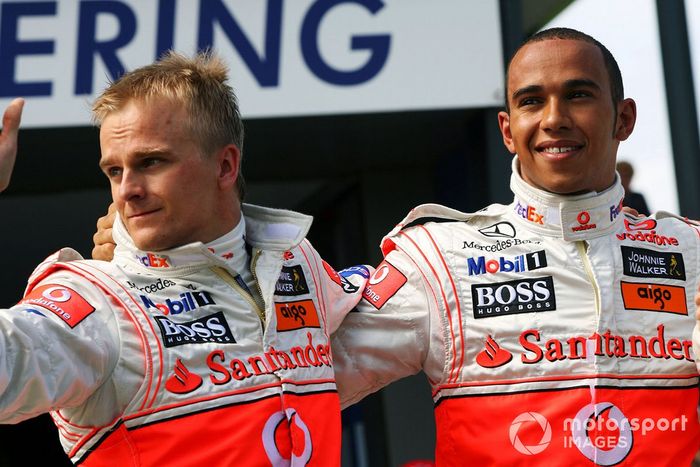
[
  {"left": 299, "top": 239, "right": 370, "bottom": 334},
  {"left": 0, "top": 271, "right": 119, "bottom": 422},
  {"left": 331, "top": 248, "right": 432, "bottom": 408}
]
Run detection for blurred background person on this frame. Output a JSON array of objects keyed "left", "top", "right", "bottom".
[{"left": 617, "top": 160, "right": 650, "bottom": 215}]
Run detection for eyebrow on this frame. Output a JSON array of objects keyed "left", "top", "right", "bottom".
[
  {"left": 511, "top": 79, "right": 602, "bottom": 102},
  {"left": 511, "top": 85, "right": 543, "bottom": 102},
  {"left": 98, "top": 149, "right": 168, "bottom": 170}
]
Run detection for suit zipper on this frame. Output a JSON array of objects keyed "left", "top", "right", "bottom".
[
  {"left": 211, "top": 264, "right": 265, "bottom": 324},
  {"left": 249, "top": 248, "right": 266, "bottom": 314},
  {"left": 576, "top": 241, "right": 600, "bottom": 316}
]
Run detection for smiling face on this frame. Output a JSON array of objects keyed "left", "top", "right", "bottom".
[
  {"left": 99, "top": 98, "right": 239, "bottom": 251},
  {"left": 498, "top": 38, "right": 636, "bottom": 195}
]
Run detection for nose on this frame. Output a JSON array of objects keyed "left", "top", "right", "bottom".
[
  {"left": 540, "top": 97, "right": 572, "bottom": 131},
  {"left": 116, "top": 169, "right": 145, "bottom": 202}
]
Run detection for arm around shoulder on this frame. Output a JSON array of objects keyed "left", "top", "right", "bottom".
[{"left": 331, "top": 247, "right": 432, "bottom": 407}]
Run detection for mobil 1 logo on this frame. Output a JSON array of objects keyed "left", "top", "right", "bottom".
[{"left": 471, "top": 276, "right": 556, "bottom": 319}]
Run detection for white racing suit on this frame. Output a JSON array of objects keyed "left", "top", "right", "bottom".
[
  {"left": 333, "top": 161, "right": 700, "bottom": 466},
  {"left": 0, "top": 203, "right": 367, "bottom": 466}
]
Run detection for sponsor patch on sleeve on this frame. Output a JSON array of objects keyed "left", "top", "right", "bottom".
[
  {"left": 323, "top": 260, "right": 361, "bottom": 294},
  {"left": 21, "top": 284, "right": 96, "bottom": 328},
  {"left": 362, "top": 261, "right": 407, "bottom": 309}
]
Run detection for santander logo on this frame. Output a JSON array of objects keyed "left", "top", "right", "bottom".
[
  {"left": 476, "top": 335, "right": 513, "bottom": 368},
  {"left": 165, "top": 358, "right": 203, "bottom": 394}
]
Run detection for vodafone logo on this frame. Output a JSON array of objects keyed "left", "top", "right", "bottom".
[
  {"left": 263, "top": 409, "right": 312, "bottom": 466},
  {"left": 509, "top": 412, "right": 552, "bottom": 455},
  {"left": 624, "top": 218, "right": 657, "bottom": 231},
  {"left": 42, "top": 286, "right": 72, "bottom": 302},
  {"left": 362, "top": 260, "right": 407, "bottom": 310},
  {"left": 370, "top": 265, "right": 390, "bottom": 285},
  {"left": 618, "top": 218, "right": 679, "bottom": 246},
  {"left": 21, "top": 283, "right": 95, "bottom": 328},
  {"left": 572, "top": 211, "right": 597, "bottom": 232},
  {"left": 570, "top": 402, "right": 633, "bottom": 465}
]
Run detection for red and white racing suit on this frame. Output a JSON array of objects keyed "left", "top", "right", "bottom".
[
  {"left": 0, "top": 203, "right": 366, "bottom": 466},
  {"left": 333, "top": 160, "right": 700, "bottom": 466}
]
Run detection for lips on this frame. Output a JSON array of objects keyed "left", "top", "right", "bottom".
[
  {"left": 541, "top": 146, "right": 580, "bottom": 153},
  {"left": 535, "top": 141, "right": 584, "bottom": 158},
  {"left": 127, "top": 208, "right": 160, "bottom": 219}
]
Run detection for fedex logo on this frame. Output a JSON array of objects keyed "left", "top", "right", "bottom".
[
  {"left": 137, "top": 252, "right": 170, "bottom": 268},
  {"left": 514, "top": 202, "right": 544, "bottom": 225},
  {"left": 610, "top": 198, "right": 623, "bottom": 222}
]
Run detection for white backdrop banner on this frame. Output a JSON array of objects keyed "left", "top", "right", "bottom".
[{"left": 0, "top": 0, "right": 504, "bottom": 127}]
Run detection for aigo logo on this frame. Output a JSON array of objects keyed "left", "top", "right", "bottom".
[
  {"left": 275, "top": 299, "right": 321, "bottom": 332},
  {"left": 509, "top": 412, "right": 552, "bottom": 455},
  {"left": 620, "top": 281, "right": 687, "bottom": 315}
]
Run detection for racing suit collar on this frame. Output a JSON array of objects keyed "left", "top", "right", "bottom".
[
  {"left": 112, "top": 203, "right": 313, "bottom": 270},
  {"left": 510, "top": 157, "right": 625, "bottom": 241}
]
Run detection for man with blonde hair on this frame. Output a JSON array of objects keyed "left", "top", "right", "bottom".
[{"left": 0, "top": 51, "right": 366, "bottom": 465}]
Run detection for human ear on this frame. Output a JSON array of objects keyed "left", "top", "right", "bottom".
[
  {"left": 498, "top": 111, "right": 517, "bottom": 154},
  {"left": 217, "top": 144, "right": 241, "bottom": 190},
  {"left": 615, "top": 98, "right": 637, "bottom": 141}
]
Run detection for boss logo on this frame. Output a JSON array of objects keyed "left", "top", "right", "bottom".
[
  {"left": 155, "top": 311, "right": 236, "bottom": 347},
  {"left": 471, "top": 276, "right": 556, "bottom": 319}
]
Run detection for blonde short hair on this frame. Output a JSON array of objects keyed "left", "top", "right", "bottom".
[{"left": 92, "top": 51, "right": 246, "bottom": 199}]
